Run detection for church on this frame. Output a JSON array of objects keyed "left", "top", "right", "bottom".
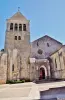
[{"left": 0, "top": 10, "right": 65, "bottom": 84}]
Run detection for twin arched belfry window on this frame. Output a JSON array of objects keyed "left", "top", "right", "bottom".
[
  {"left": 19, "top": 24, "right": 22, "bottom": 31},
  {"left": 23, "top": 24, "right": 26, "bottom": 31},
  {"left": 15, "top": 36, "right": 21, "bottom": 40},
  {"left": 15, "top": 23, "right": 18, "bottom": 31},
  {"left": 10, "top": 23, "right": 13, "bottom": 30},
  {"left": 10, "top": 23, "right": 26, "bottom": 31}
]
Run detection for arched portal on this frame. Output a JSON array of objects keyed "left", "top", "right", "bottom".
[
  {"left": 39, "top": 68, "right": 45, "bottom": 79},
  {"left": 39, "top": 65, "right": 47, "bottom": 80}
]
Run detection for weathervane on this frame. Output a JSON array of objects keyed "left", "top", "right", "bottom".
[{"left": 18, "top": 7, "right": 20, "bottom": 12}]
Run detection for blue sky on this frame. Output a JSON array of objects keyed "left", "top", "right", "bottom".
[{"left": 0, "top": 0, "right": 65, "bottom": 49}]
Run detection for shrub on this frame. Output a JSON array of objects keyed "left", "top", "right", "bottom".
[
  {"left": 20, "top": 78, "right": 31, "bottom": 82},
  {"left": 6, "top": 80, "right": 15, "bottom": 84},
  {"left": 1, "top": 49, "right": 4, "bottom": 52},
  {"left": 6, "top": 80, "right": 25, "bottom": 84},
  {"left": 21, "top": 80, "right": 25, "bottom": 83}
]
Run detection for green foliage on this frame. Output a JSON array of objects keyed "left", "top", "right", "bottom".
[
  {"left": 1, "top": 49, "right": 4, "bottom": 52},
  {"left": 6, "top": 78, "right": 31, "bottom": 84},
  {"left": 6, "top": 80, "right": 15, "bottom": 84},
  {"left": 20, "top": 78, "right": 31, "bottom": 82},
  {"left": 21, "top": 80, "right": 25, "bottom": 83},
  {"left": 6, "top": 80, "right": 25, "bottom": 84}
]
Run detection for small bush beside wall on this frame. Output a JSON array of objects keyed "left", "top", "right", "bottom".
[
  {"left": 6, "top": 80, "right": 25, "bottom": 84},
  {"left": 6, "top": 78, "right": 31, "bottom": 84}
]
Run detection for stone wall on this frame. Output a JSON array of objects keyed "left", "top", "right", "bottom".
[
  {"left": 50, "top": 46, "right": 65, "bottom": 79},
  {"left": 31, "top": 35, "right": 62, "bottom": 59},
  {"left": 0, "top": 52, "right": 7, "bottom": 84},
  {"left": 7, "top": 49, "right": 31, "bottom": 81},
  {"left": 4, "top": 12, "right": 31, "bottom": 80},
  {"left": 30, "top": 58, "right": 50, "bottom": 81}
]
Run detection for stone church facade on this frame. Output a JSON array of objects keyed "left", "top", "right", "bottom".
[{"left": 0, "top": 11, "right": 65, "bottom": 84}]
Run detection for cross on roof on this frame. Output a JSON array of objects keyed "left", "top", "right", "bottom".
[{"left": 18, "top": 7, "right": 20, "bottom": 12}]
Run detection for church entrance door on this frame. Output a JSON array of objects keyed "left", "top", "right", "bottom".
[{"left": 39, "top": 68, "right": 45, "bottom": 80}]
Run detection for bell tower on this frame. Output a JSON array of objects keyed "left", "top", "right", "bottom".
[
  {"left": 5, "top": 10, "right": 30, "bottom": 52},
  {"left": 5, "top": 11, "right": 30, "bottom": 79}
]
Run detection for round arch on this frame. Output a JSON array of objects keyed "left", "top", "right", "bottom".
[{"left": 39, "top": 65, "right": 47, "bottom": 79}]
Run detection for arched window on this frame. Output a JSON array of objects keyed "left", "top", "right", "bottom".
[
  {"left": 15, "top": 36, "right": 17, "bottom": 40},
  {"left": 47, "top": 43, "right": 50, "bottom": 47},
  {"left": 14, "top": 23, "right": 18, "bottom": 31},
  {"left": 55, "top": 59, "right": 57, "bottom": 68},
  {"left": 18, "top": 36, "right": 21, "bottom": 40},
  {"left": 12, "top": 64, "right": 14, "bottom": 71},
  {"left": 10, "top": 23, "right": 13, "bottom": 30},
  {"left": 19, "top": 24, "right": 22, "bottom": 31},
  {"left": 23, "top": 24, "right": 26, "bottom": 31}
]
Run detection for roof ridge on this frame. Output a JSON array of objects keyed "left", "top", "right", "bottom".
[
  {"left": 32, "top": 35, "right": 62, "bottom": 45},
  {"left": 8, "top": 11, "right": 28, "bottom": 21}
]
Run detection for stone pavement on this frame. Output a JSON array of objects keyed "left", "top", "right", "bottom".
[
  {"left": 0, "top": 82, "right": 40, "bottom": 100},
  {"left": 0, "top": 81, "right": 65, "bottom": 99}
]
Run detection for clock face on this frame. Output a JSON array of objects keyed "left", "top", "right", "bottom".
[{"left": 37, "top": 49, "right": 43, "bottom": 55}]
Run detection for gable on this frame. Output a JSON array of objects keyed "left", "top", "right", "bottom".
[
  {"left": 7, "top": 11, "right": 28, "bottom": 21},
  {"left": 32, "top": 35, "right": 62, "bottom": 45},
  {"left": 31, "top": 35, "right": 62, "bottom": 59}
]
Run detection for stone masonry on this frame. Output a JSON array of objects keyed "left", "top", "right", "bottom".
[{"left": 0, "top": 10, "right": 65, "bottom": 84}]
